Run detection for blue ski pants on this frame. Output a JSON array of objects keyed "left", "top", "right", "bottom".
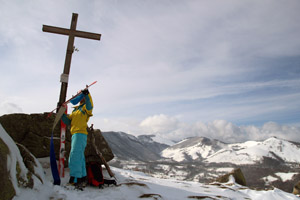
[{"left": 69, "top": 133, "right": 87, "bottom": 181}]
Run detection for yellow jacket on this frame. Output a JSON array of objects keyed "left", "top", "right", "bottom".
[{"left": 62, "top": 93, "right": 93, "bottom": 135}]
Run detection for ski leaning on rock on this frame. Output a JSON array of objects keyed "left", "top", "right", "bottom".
[{"left": 49, "top": 81, "right": 97, "bottom": 185}]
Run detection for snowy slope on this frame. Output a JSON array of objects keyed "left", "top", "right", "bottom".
[
  {"left": 13, "top": 159, "right": 300, "bottom": 200},
  {"left": 161, "top": 136, "right": 300, "bottom": 164}
]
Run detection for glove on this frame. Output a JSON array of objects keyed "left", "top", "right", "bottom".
[{"left": 82, "top": 88, "right": 89, "bottom": 95}]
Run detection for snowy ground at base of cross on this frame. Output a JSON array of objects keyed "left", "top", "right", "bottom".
[{"left": 12, "top": 157, "right": 300, "bottom": 200}]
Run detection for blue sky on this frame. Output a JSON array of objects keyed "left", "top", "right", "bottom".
[{"left": 0, "top": 0, "right": 300, "bottom": 143}]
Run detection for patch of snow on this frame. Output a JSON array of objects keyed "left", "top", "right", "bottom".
[
  {"left": 262, "top": 175, "right": 278, "bottom": 183},
  {"left": 215, "top": 168, "right": 234, "bottom": 173},
  {"left": 161, "top": 148, "right": 186, "bottom": 162},
  {"left": 275, "top": 172, "right": 298, "bottom": 182}
]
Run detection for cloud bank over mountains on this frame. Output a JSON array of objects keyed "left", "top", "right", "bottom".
[{"left": 98, "top": 114, "right": 300, "bottom": 144}]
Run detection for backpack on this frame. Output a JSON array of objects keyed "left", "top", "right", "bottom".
[{"left": 87, "top": 162, "right": 117, "bottom": 188}]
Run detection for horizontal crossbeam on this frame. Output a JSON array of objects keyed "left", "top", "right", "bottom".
[{"left": 43, "top": 25, "right": 101, "bottom": 40}]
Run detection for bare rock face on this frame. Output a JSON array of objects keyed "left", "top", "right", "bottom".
[
  {"left": 0, "top": 113, "right": 114, "bottom": 164},
  {"left": 85, "top": 128, "right": 114, "bottom": 164},
  {"left": 0, "top": 138, "right": 16, "bottom": 200},
  {"left": 0, "top": 113, "right": 67, "bottom": 158},
  {"left": 216, "top": 168, "right": 247, "bottom": 186}
]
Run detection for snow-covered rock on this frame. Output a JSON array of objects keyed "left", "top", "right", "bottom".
[{"left": 0, "top": 124, "right": 46, "bottom": 199}]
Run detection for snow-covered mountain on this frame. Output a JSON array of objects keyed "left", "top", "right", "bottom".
[
  {"left": 102, "top": 131, "right": 300, "bottom": 166},
  {"left": 102, "top": 132, "right": 300, "bottom": 192},
  {"left": 161, "top": 137, "right": 226, "bottom": 162},
  {"left": 161, "top": 136, "right": 300, "bottom": 165}
]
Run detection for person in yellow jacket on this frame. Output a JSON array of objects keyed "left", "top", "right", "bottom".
[{"left": 61, "top": 88, "right": 93, "bottom": 190}]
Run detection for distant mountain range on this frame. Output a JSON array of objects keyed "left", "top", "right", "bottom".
[
  {"left": 102, "top": 131, "right": 300, "bottom": 166},
  {"left": 162, "top": 136, "right": 300, "bottom": 165},
  {"left": 102, "top": 131, "right": 300, "bottom": 192}
]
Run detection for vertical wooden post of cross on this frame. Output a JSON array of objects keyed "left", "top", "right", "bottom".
[{"left": 58, "top": 13, "right": 77, "bottom": 109}]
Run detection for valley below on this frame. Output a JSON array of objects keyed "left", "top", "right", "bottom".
[{"left": 110, "top": 159, "right": 300, "bottom": 193}]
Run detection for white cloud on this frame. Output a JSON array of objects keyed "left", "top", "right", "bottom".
[
  {"left": 140, "top": 114, "right": 180, "bottom": 133},
  {"left": 113, "top": 114, "right": 300, "bottom": 144}
]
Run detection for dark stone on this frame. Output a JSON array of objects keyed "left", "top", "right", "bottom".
[
  {"left": 293, "top": 181, "right": 300, "bottom": 195},
  {"left": 85, "top": 128, "right": 114, "bottom": 164},
  {"left": 0, "top": 138, "right": 16, "bottom": 200},
  {"left": 215, "top": 168, "right": 247, "bottom": 186},
  {"left": 0, "top": 113, "right": 67, "bottom": 158}
]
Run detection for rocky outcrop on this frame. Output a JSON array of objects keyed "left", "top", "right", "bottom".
[
  {"left": 85, "top": 128, "right": 114, "bottom": 164},
  {"left": 215, "top": 168, "right": 247, "bottom": 186},
  {"left": 0, "top": 138, "right": 15, "bottom": 200},
  {"left": 0, "top": 113, "right": 114, "bottom": 164},
  {"left": 16, "top": 143, "right": 44, "bottom": 184},
  {"left": 0, "top": 113, "right": 67, "bottom": 158},
  {"left": 0, "top": 125, "right": 45, "bottom": 200},
  {"left": 0, "top": 113, "right": 114, "bottom": 199},
  {"left": 293, "top": 181, "right": 300, "bottom": 195}
]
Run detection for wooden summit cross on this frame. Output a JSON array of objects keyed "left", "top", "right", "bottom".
[{"left": 43, "top": 13, "right": 101, "bottom": 109}]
